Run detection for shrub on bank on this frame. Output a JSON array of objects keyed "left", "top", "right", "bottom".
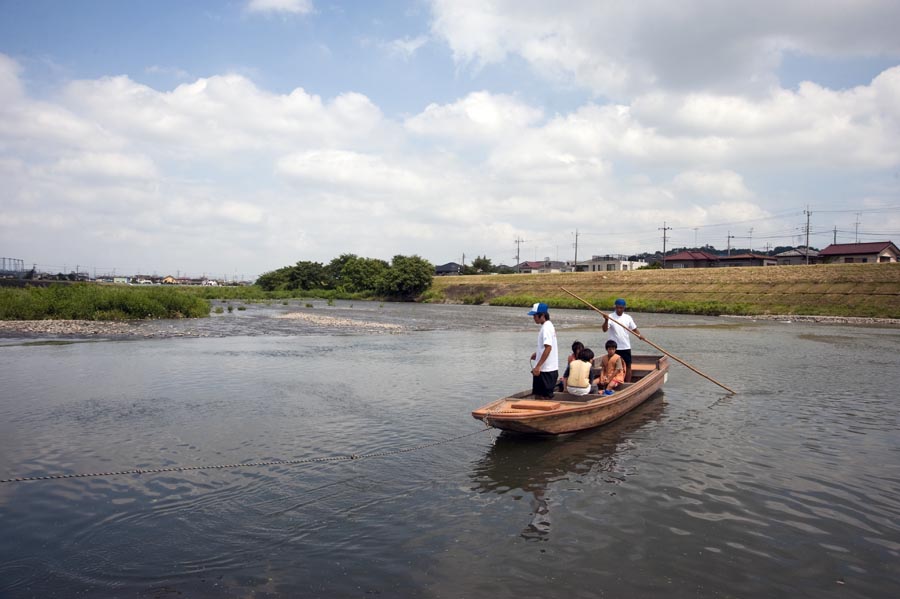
[{"left": 0, "top": 284, "right": 211, "bottom": 320}]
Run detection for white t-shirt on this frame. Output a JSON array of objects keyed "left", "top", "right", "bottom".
[
  {"left": 535, "top": 320, "right": 559, "bottom": 372},
  {"left": 607, "top": 312, "right": 637, "bottom": 350}
]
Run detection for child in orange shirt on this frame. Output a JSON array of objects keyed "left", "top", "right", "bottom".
[{"left": 595, "top": 339, "right": 625, "bottom": 395}]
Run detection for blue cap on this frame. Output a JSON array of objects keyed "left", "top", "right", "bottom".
[
  {"left": 614, "top": 298, "right": 626, "bottom": 307},
  {"left": 527, "top": 302, "right": 549, "bottom": 315}
]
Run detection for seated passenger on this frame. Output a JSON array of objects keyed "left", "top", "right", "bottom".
[
  {"left": 559, "top": 340, "right": 584, "bottom": 390},
  {"left": 565, "top": 348, "right": 594, "bottom": 396},
  {"left": 595, "top": 340, "right": 625, "bottom": 395}
]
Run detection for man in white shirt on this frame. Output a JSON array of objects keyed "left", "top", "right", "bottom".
[
  {"left": 601, "top": 298, "right": 642, "bottom": 382},
  {"left": 528, "top": 302, "right": 559, "bottom": 398}
]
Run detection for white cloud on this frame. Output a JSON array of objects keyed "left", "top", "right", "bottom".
[
  {"left": 385, "top": 35, "right": 429, "bottom": 59},
  {"left": 61, "top": 74, "right": 386, "bottom": 155},
  {"left": 406, "top": 91, "right": 543, "bottom": 142},
  {"left": 245, "top": 0, "right": 313, "bottom": 16},
  {"left": 430, "top": 0, "right": 900, "bottom": 97},
  {"left": 52, "top": 152, "right": 158, "bottom": 180},
  {"left": 2, "top": 50, "right": 899, "bottom": 274},
  {"left": 277, "top": 150, "right": 428, "bottom": 194},
  {"left": 673, "top": 170, "right": 752, "bottom": 201}
]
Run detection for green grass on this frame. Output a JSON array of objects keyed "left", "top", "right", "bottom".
[
  {"left": 431, "top": 264, "right": 900, "bottom": 318},
  {"left": 488, "top": 294, "right": 752, "bottom": 316},
  {"left": 0, "top": 284, "right": 210, "bottom": 320}
]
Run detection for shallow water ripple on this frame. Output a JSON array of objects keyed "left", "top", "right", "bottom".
[{"left": 1, "top": 310, "right": 899, "bottom": 597}]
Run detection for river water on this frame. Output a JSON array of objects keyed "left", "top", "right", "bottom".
[{"left": 1, "top": 301, "right": 898, "bottom": 598}]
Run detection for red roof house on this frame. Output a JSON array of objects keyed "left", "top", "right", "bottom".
[
  {"left": 819, "top": 242, "right": 899, "bottom": 264},
  {"left": 665, "top": 250, "right": 719, "bottom": 268}
]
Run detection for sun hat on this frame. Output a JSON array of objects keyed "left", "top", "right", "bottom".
[
  {"left": 614, "top": 298, "right": 626, "bottom": 307},
  {"left": 527, "top": 302, "right": 549, "bottom": 315}
]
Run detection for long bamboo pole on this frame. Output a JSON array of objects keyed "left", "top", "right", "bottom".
[{"left": 560, "top": 287, "right": 737, "bottom": 394}]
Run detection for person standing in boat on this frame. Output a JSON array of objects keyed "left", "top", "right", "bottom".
[
  {"left": 601, "top": 298, "right": 642, "bottom": 382},
  {"left": 528, "top": 302, "right": 559, "bottom": 398}
]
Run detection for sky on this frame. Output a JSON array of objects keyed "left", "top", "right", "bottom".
[{"left": 2, "top": 0, "right": 900, "bottom": 279}]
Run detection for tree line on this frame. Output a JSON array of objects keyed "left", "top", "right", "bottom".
[{"left": 255, "top": 254, "right": 434, "bottom": 299}]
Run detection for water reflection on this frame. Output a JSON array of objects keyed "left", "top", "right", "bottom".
[{"left": 471, "top": 396, "right": 666, "bottom": 540}]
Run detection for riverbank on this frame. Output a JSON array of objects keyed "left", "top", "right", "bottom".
[{"left": 427, "top": 263, "right": 900, "bottom": 319}]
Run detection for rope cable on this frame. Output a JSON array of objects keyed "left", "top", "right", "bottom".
[{"left": 0, "top": 428, "right": 491, "bottom": 484}]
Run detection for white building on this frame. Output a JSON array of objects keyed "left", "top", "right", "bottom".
[{"left": 573, "top": 255, "right": 648, "bottom": 272}]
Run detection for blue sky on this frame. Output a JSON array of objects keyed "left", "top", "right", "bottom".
[{"left": 2, "top": 0, "right": 900, "bottom": 277}]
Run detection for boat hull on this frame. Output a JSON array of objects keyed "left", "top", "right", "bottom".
[{"left": 472, "top": 355, "right": 668, "bottom": 435}]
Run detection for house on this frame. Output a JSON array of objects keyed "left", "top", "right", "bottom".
[
  {"left": 435, "top": 262, "right": 462, "bottom": 276},
  {"left": 819, "top": 241, "right": 900, "bottom": 264},
  {"left": 574, "top": 255, "right": 649, "bottom": 272},
  {"left": 517, "top": 259, "right": 568, "bottom": 273},
  {"left": 665, "top": 250, "right": 720, "bottom": 268},
  {"left": 162, "top": 275, "right": 177, "bottom": 284},
  {"left": 774, "top": 247, "right": 821, "bottom": 265},
  {"left": 717, "top": 253, "right": 777, "bottom": 267}
]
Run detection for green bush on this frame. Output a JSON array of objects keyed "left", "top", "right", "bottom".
[
  {"left": 462, "top": 293, "right": 486, "bottom": 305},
  {"left": 0, "top": 284, "right": 210, "bottom": 320}
]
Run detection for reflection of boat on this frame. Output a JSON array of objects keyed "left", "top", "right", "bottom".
[
  {"left": 472, "top": 355, "right": 668, "bottom": 434},
  {"left": 471, "top": 397, "right": 667, "bottom": 540}
]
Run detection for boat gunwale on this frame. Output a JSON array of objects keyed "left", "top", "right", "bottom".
[{"left": 473, "top": 356, "right": 668, "bottom": 423}]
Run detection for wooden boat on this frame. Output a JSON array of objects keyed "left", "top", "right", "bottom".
[{"left": 472, "top": 355, "right": 669, "bottom": 435}]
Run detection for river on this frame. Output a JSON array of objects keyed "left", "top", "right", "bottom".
[{"left": 1, "top": 301, "right": 898, "bottom": 598}]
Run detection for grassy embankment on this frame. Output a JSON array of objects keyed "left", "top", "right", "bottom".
[{"left": 425, "top": 263, "right": 900, "bottom": 318}]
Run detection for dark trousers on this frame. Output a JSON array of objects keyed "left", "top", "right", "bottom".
[
  {"left": 615, "top": 349, "right": 632, "bottom": 367},
  {"left": 532, "top": 370, "right": 559, "bottom": 398}
]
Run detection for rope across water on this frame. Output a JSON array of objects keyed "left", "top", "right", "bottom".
[{"left": 0, "top": 428, "right": 491, "bottom": 484}]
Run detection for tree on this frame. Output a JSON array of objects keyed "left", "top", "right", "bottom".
[
  {"left": 377, "top": 255, "right": 433, "bottom": 299},
  {"left": 287, "top": 261, "right": 326, "bottom": 290},
  {"left": 256, "top": 267, "right": 291, "bottom": 290},
  {"left": 341, "top": 256, "right": 388, "bottom": 293},
  {"left": 470, "top": 255, "right": 493, "bottom": 274},
  {"left": 325, "top": 253, "right": 359, "bottom": 289}
]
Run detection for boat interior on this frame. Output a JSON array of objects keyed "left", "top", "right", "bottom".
[{"left": 520, "top": 359, "right": 659, "bottom": 404}]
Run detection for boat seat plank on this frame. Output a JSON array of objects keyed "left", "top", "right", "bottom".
[{"left": 512, "top": 400, "right": 560, "bottom": 411}]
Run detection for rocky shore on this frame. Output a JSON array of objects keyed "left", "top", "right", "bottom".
[
  {"left": 0, "top": 319, "right": 210, "bottom": 338},
  {"left": 275, "top": 311, "right": 404, "bottom": 331},
  {"left": 2, "top": 311, "right": 897, "bottom": 340}
]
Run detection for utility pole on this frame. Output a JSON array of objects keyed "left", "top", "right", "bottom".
[
  {"left": 514, "top": 236, "right": 525, "bottom": 273},
  {"left": 693, "top": 227, "right": 699, "bottom": 248},
  {"left": 726, "top": 232, "right": 735, "bottom": 256},
  {"left": 659, "top": 222, "right": 672, "bottom": 268},
  {"left": 748, "top": 227, "right": 754, "bottom": 253},
  {"left": 854, "top": 212, "right": 861, "bottom": 243},
  {"left": 833, "top": 226, "right": 837, "bottom": 244},
  {"left": 804, "top": 207, "right": 812, "bottom": 264},
  {"left": 573, "top": 228, "right": 579, "bottom": 272}
]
